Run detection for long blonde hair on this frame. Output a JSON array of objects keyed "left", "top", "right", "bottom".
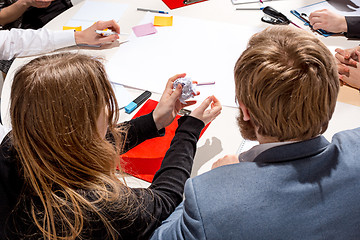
[{"left": 10, "top": 53, "right": 132, "bottom": 239}]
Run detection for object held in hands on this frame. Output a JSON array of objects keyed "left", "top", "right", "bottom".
[{"left": 173, "top": 77, "right": 197, "bottom": 104}]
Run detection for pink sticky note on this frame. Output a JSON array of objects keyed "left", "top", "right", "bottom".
[{"left": 132, "top": 23, "right": 157, "bottom": 37}]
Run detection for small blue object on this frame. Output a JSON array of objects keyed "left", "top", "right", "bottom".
[{"left": 125, "top": 102, "right": 137, "bottom": 114}]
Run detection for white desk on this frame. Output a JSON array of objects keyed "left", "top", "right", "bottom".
[{"left": 2, "top": 0, "right": 360, "bottom": 187}]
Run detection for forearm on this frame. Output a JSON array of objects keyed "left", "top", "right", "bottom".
[
  {"left": 0, "top": 28, "right": 75, "bottom": 60},
  {"left": 150, "top": 116, "right": 204, "bottom": 213},
  {"left": 0, "top": 0, "right": 29, "bottom": 26},
  {"left": 128, "top": 116, "right": 204, "bottom": 239}
]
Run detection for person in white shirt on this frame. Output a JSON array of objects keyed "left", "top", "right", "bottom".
[
  {"left": 0, "top": 19, "right": 121, "bottom": 60},
  {"left": 0, "top": 19, "right": 121, "bottom": 141}
]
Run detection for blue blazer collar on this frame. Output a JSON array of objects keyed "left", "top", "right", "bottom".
[{"left": 253, "top": 135, "right": 330, "bottom": 163}]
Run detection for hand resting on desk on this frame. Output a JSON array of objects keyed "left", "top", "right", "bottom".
[
  {"left": 309, "top": 9, "right": 347, "bottom": 33},
  {"left": 335, "top": 46, "right": 360, "bottom": 89}
]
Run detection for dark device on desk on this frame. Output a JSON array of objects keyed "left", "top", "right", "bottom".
[{"left": 261, "top": 6, "right": 290, "bottom": 25}]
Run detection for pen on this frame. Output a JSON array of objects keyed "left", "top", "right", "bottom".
[
  {"left": 236, "top": 7, "right": 264, "bottom": 10},
  {"left": 196, "top": 81, "right": 216, "bottom": 86},
  {"left": 137, "top": 8, "right": 169, "bottom": 14},
  {"left": 95, "top": 30, "right": 130, "bottom": 36},
  {"left": 125, "top": 90, "right": 152, "bottom": 114}
]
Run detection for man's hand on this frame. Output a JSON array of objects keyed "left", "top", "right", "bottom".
[
  {"left": 335, "top": 46, "right": 360, "bottom": 67},
  {"left": 309, "top": 9, "right": 347, "bottom": 33},
  {"left": 74, "top": 20, "right": 121, "bottom": 45}
]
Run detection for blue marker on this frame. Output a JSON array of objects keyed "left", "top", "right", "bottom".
[{"left": 125, "top": 90, "right": 152, "bottom": 114}]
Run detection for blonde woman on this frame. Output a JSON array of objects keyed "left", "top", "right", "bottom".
[{"left": 0, "top": 53, "right": 222, "bottom": 239}]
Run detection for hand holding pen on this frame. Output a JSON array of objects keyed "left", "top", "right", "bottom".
[{"left": 74, "top": 20, "right": 121, "bottom": 45}]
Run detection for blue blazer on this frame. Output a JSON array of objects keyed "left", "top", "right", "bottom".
[{"left": 151, "top": 128, "right": 360, "bottom": 240}]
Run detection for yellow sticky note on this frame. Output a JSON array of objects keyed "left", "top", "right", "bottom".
[
  {"left": 63, "top": 26, "right": 82, "bottom": 31},
  {"left": 154, "top": 16, "right": 173, "bottom": 27}
]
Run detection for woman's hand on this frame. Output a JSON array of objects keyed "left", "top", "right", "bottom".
[
  {"left": 190, "top": 95, "right": 222, "bottom": 125},
  {"left": 153, "top": 73, "right": 197, "bottom": 130}
]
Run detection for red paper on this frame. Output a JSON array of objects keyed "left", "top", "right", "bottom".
[
  {"left": 162, "top": 0, "right": 208, "bottom": 10},
  {"left": 119, "top": 99, "right": 209, "bottom": 182}
]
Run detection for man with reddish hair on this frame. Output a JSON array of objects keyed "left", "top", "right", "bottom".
[{"left": 151, "top": 26, "right": 360, "bottom": 239}]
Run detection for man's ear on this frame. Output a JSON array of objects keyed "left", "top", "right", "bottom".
[{"left": 239, "top": 101, "right": 251, "bottom": 121}]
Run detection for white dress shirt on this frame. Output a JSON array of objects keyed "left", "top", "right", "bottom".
[
  {"left": 0, "top": 28, "right": 76, "bottom": 60},
  {"left": 0, "top": 28, "right": 76, "bottom": 141}
]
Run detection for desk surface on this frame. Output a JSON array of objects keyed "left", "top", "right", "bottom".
[{"left": 2, "top": 0, "right": 360, "bottom": 187}]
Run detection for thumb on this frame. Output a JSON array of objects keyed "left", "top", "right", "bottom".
[
  {"left": 197, "top": 96, "right": 213, "bottom": 112},
  {"left": 170, "top": 84, "right": 183, "bottom": 101}
]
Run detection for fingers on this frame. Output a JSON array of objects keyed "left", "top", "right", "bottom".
[
  {"left": 210, "top": 96, "right": 221, "bottom": 108},
  {"left": 337, "top": 64, "right": 349, "bottom": 75},
  {"left": 197, "top": 96, "right": 213, "bottom": 113},
  {"left": 97, "top": 34, "right": 119, "bottom": 44},
  {"left": 335, "top": 50, "right": 358, "bottom": 67},
  {"left": 335, "top": 48, "right": 349, "bottom": 59},
  {"left": 163, "top": 73, "right": 186, "bottom": 95},
  {"left": 170, "top": 84, "right": 183, "bottom": 103},
  {"left": 182, "top": 100, "right": 197, "bottom": 108},
  {"left": 96, "top": 20, "right": 120, "bottom": 34}
]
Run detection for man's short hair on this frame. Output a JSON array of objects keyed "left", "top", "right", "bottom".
[{"left": 234, "top": 26, "right": 339, "bottom": 142}]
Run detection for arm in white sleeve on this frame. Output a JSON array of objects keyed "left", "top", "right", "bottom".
[{"left": 0, "top": 28, "right": 76, "bottom": 60}]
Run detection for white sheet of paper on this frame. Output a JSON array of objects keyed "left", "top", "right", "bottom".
[
  {"left": 65, "top": 19, "right": 93, "bottom": 29},
  {"left": 296, "top": 0, "right": 360, "bottom": 17},
  {"left": 71, "top": 0, "right": 128, "bottom": 22},
  {"left": 106, "top": 13, "right": 261, "bottom": 107},
  {"left": 110, "top": 82, "right": 133, "bottom": 110},
  {"left": 324, "top": 101, "right": 360, "bottom": 140},
  {"left": 66, "top": 0, "right": 128, "bottom": 29}
]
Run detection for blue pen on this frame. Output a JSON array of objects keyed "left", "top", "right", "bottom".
[
  {"left": 125, "top": 90, "right": 152, "bottom": 114},
  {"left": 137, "top": 8, "right": 169, "bottom": 14}
]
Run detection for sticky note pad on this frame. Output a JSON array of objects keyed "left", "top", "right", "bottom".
[
  {"left": 63, "top": 26, "right": 82, "bottom": 31},
  {"left": 154, "top": 16, "right": 173, "bottom": 26},
  {"left": 132, "top": 23, "right": 157, "bottom": 37}
]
